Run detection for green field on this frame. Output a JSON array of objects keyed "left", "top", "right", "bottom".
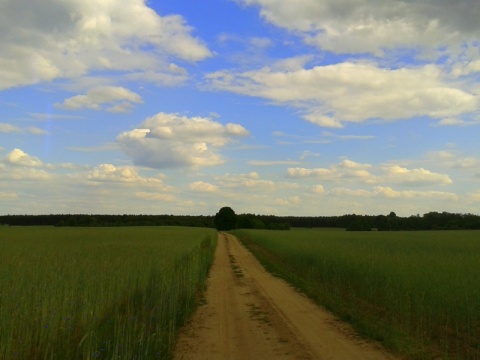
[
  {"left": 232, "top": 229, "right": 480, "bottom": 360},
  {"left": 0, "top": 226, "right": 216, "bottom": 359}
]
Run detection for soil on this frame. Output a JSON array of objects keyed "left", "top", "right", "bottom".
[{"left": 174, "top": 233, "right": 401, "bottom": 360}]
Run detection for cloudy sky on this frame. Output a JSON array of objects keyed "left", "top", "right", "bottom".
[{"left": 1, "top": 0, "right": 479, "bottom": 216}]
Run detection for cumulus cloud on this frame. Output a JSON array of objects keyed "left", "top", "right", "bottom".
[
  {"left": 287, "top": 159, "right": 375, "bottom": 182},
  {"left": 86, "top": 164, "right": 169, "bottom": 189},
  {"left": 1, "top": 150, "right": 52, "bottom": 181},
  {"left": 328, "top": 186, "right": 458, "bottom": 201},
  {"left": 0, "top": 0, "right": 211, "bottom": 90},
  {"left": 134, "top": 192, "right": 175, "bottom": 202},
  {"left": 468, "top": 192, "right": 480, "bottom": 201},
  {"left": 452, "top": 60, "right": 480, "bottom": 77},
  {"left": 5, "top": 149, "right": 43, "bottom": 167},
  {"left": 216, "top": 172, "right": 275, "bottom": 189},
  {"left": 117, "top": 113, "right": 249, "bottom": 169},
  {"left": 332, "top": 188, "right": 375, "bottom": 198},
  {"left": 0, "top": 192, "right": 18, "bottom": 199},
  {"left": 206, "top": 61, "right": 478, "bottom": 128},
  {"left": 287, "top": 168, "right": 327, "bottom": 178},
  {"left": 0, "top": 168, "right": 51, "bottom": 181},
  {"left": 27, "top": 127, "right": 49, "bottom": 135},
  {"left": 425, "top": 150, "right": 479, "bottom": 172},
  {"left": 0, "top": 123, "right": 48, "bottom": 135},
  {"left": 275, "top": 196, "right": 301, "bottom": 206},
  {"left": 248, "top": 160, "right": 301, "bottom": 166},
  {"left": 436, "top": 118, "right": 480, "bottom": 127},
  {"left": 189, "top": 181, "right": 218, "bottom": 192},
  {"left": 381, "top": 165, "right": 452, "bottom": 186},
  {"left": 240, "top": 0, "right": 480, "bottom": 56},
  {"left": 287, "top": 159, "right": 452, "bottom": 187},
  {"left": 0, "top": 123, "right": 21, "bottom": 133},
  {"left": 373, "top": 186, "right": 458, "bottom": 200},
  {"left": 55, "top": 86, "right": 143, "bottom": 112}
]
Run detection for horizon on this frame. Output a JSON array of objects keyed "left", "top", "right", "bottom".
[
  {"left": 1, "top": 0, "right": 479, "bottom": 216},
  {"left": 1, "top": 210, "right": 478, "bottom": 218}
]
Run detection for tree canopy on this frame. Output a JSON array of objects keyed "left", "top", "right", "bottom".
[{"left": 214, "top": 207, "right": 237, "bottom": 231}]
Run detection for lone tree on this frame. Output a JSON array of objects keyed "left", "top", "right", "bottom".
[{"left": 214, "top": 207, "right": 237, "bottom": 231}]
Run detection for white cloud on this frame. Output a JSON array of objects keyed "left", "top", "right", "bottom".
[
  {"left": 311, "top": 184, "right": 325, "bottom": 194},
  {"left": 275, "top": 196, "right": 301, "bottom": 206},
  {"left": 217, "top": 172, "right": 275, "bottom": 189},
  {"left": 240, "top": 0, "right": 480, "bottom": 56},
  {"left": 425, "top": 150, "right": 479, "bottom": 170},
  {"left": 467, "top": 192, "right": 480, "bottom": 202},
  {"left": 0, "top": 0, "right": 211, "bottom": 90},
  {"left": 452, "top": 60, "right": 480, "bottom": 77},
  {"left": 249, "top": 37, "right": 273, "bottom": 49},
  {"left": 85, "top": 164, "right": 168, "bottom": 189},
  {"left": 0, "top": 123, "right": 48, "bottom": 135},
  {"left": 327, "top": 186, "right": 458, "bottom": 201},
  {"left": 287, "top": 167, "right": 334, "bottom": 178},
  {"left": 117, "top": 113, "right": 249, "bottom": 169},
  {"left": 134, "top": 192, "right": 175, "bottom": 202},
  {"left": 436, "top": 118, "right": 480, "bottom": 127},
  {"left": 27, "top": 127, "right": 49, "bottom": 135},
  {"left": 46, "top": 162, "right": 79, "bottom": 170},
  {"left": 381, "top": 165, "right": 452, "bottom": 186},
  {"left": 248, "top": 160, "right": 301, "bottom": 166},
  {"left": 287, "top": 159, "right": 452, "bottom": 187},
  {"left": 189, "top": 181, "right": 218, "bottom": 192},
  {"left": 437, "top": 118, "right": 469, "bottom": 126},
  {"left": 1, "top": 168, "right": 51, "bottom": 181},
  {"left": 2, "top": 149, "right": 50, "bottom": 182},
  {"left": 0, "top": 123, "right": 21, "bottom": 133},
  {"left": 56, "top": 86, "right": 143, "bottom": 112},
  {"left": 5, "top": 149, "right": 42, "bottom": 167},
  {"left": 206, "top": 61, "right": 477, "bottom": 128},
  {"left": 337, "top": 135, "right": 376, "bottom": 141},
  {"left": 29, "top": 113, "right": 87, "bottom": 120},
  {"left": 330, "top": 188, "right": 373, "bottom": 197},
  {"left": 426, "top": 150, "right": 457, "bottom": 162},
  {"left": 0, "top": 192, "right": 17, "bottom": 199},
  {"left": 287, "top": 159, "right": 375, "bottom": 182},
  {"left": 373, "top": 186, "right": 458, "bottom": 201}
]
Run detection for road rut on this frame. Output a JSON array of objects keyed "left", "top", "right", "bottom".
[{"left": 174, "top": 233, "right": 400, "bottom": 360}]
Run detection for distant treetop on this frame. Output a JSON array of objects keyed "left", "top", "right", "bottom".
[{"left": 214, "top": 207, "right": 237, "bottom": 231}]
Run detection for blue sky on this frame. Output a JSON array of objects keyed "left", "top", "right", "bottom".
[{"left": 1, "top": 0, "right": 479, "bottom": 216}]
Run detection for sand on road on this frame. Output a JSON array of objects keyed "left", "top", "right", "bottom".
[{"left": 174, "top": 233, "right": 400, "bottom": 360}]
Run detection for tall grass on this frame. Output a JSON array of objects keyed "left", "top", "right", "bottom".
[
  {"left": 233, "top": 229, "right": 480, "bottom": 360},
  {"left": 0, "top": 226, "right": 216, "bottom": 359}
]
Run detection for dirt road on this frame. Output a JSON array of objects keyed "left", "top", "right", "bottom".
[{"left": 174, "top": 233, "right": 400, "bottom": 360}]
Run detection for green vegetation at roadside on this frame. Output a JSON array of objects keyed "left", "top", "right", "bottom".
[
  {"left": 0, "top": 226, "right": 216, "bottom": 359},
  {"left": 232, "top": 229, "right": 480, "bottom": 360}
]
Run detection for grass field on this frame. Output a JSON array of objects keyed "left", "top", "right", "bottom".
[
  {"left": 0, "top": 226, "right": 216, "bottom": 359},
  {"left": 232, "top": 229, "right": 480, "bottom": 360}
]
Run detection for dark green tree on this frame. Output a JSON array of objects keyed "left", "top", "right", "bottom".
[{"left": 214, "top": 207, "right": 237, "bottom": 231}]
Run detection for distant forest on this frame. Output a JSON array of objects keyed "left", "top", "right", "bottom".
[{"left": 1, "top": 211, "right": 480, "bottom": 231}]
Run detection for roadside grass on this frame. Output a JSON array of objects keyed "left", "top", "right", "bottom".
[
  {"left": 232, "top": 229, "right": 480, "bottom": 360},
  {"left": 0, "top": 226, "right": 216, "bottom": 359}
]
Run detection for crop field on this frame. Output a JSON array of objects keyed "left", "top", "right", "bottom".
[
  {"left": 0, "top": 226, "right": 216, "bottom": 359},
  {"left": 232, "top": 229, "right": 480, "bottom": 360}
]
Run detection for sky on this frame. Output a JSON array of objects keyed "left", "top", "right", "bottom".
[{"left": 1, "top": 0, "right": 479, "bottom": 217}]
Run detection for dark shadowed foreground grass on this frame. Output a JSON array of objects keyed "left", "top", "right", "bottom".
[
  {"left": 232, "top": 229, "right": 480, "bottom": 360},
  {"left": 0, "top": 226, "right": 216, "bottom": 359}
]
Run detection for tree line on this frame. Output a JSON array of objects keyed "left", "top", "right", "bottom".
[
  {"left": 1, "top": 211, "right": 480, "bottom": 230},
  {"left": 0, "top": 214, "right": 214, "bottom": 228}
]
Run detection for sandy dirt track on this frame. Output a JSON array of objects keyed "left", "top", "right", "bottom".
[{"left": 174, "top": 233, "right": 400, "bottom": 360}]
